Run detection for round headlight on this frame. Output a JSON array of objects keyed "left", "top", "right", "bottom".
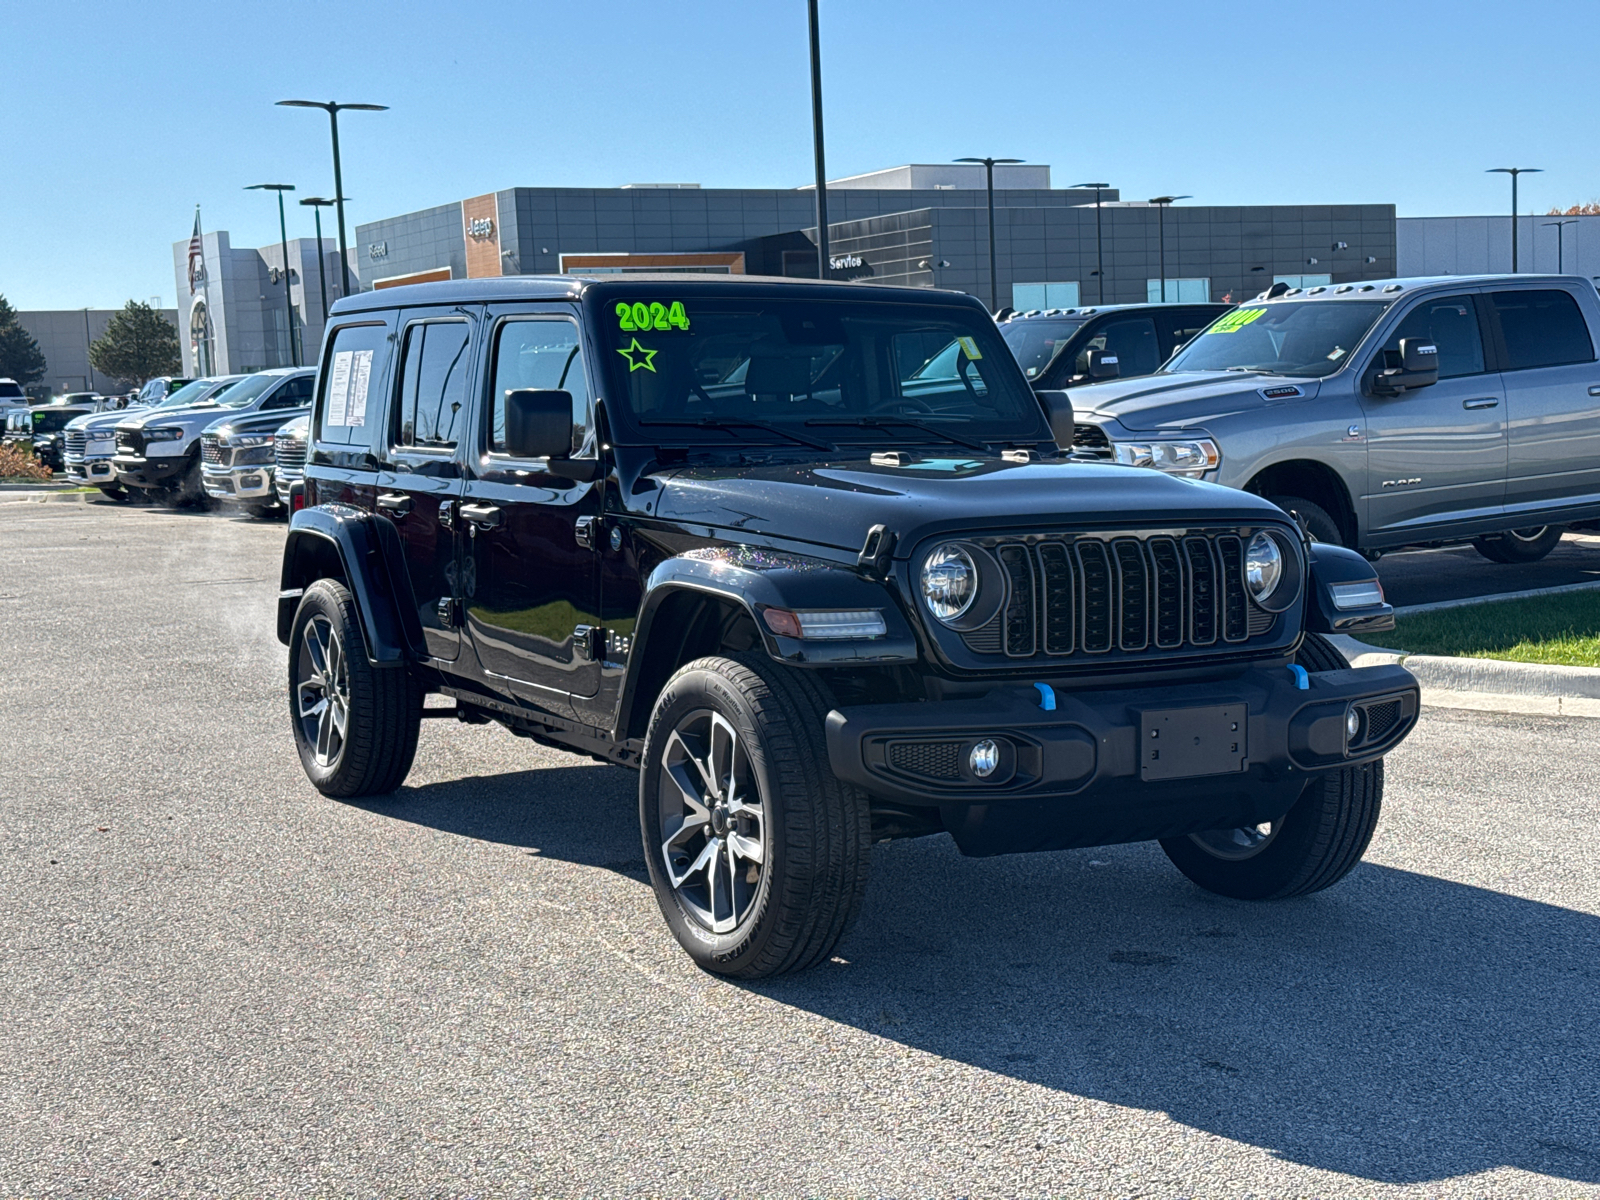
[
  {"left": 921, "top": 543, "right": 978, "bottom": 625},
  {"left": 1245, "top": 530, "right": 1283, "bottom": 604}
]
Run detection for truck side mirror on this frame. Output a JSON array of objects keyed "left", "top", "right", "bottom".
[
  {"left": 504, "top": 389, "right": 573, "bottom": 460},
  {"left": 1373, "top": 337, "right": 1439, "bottom": 394},
  {"left": 1076, "top": 348, "right": 1121, "bottom": 380}
]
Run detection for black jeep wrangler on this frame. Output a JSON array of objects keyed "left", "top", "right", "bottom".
[{"left": 278, "top": 276, "right": 1419, "bottom": 978}]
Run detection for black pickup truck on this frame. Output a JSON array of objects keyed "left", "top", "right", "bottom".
[{"left": 277, "top": 275, "right": 1419, "bottom": 978}]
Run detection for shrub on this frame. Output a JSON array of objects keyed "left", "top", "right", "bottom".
[{"left": 0, "top": 441, "right": 52, "bottom": 482}]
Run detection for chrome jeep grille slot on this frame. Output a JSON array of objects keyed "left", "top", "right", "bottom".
[
  {"left": 1149, "top": 538, "right": 1185, "bottom": 649},
  {"left": 1036, "top": 541, "right": 1074, "bottom": 655},
  {"left": 998, "top": 544, "right": 1036, "bottom": 657},
  {"left": 956, "top": 526, "right": 1293, "bottom": 663},
  {"left": 1113, "top": 539, "right": 1149, "bottom": 652},
  {"left": 1217, "top": 536, "right": 1249, "bottom": 642}
]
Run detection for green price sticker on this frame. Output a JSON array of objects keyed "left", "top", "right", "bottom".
[
  {"left": 616, "top": 300, "right": 691, "bottom": 332},
  {"left": 1209, "top": 307, "right": 1266, "bottom": 334}
]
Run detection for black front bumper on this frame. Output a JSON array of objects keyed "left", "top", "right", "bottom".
[
  {"left": 825, "top": 662, "right": 1419, "bottom": 855},
  {"left": 112, "top": 453, "right": 188, "bottom": 488}
]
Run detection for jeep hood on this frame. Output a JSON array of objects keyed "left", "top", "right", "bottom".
[
  {"left": 1070, "top": 370, "right": 1322, "bottom": 432},
  {"left": 649, "top": 455, "right": 1287, "bottom": 555}
]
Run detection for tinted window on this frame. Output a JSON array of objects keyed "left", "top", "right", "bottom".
[
  {"left": 1380, "top": 295, "right": 1484, "bottom": 379},
  {"left": 1491, "top": 290, "right": 1594, "bottom": 370},
  {"left": 264, "top": 375, "right": 314, "bottom": 410},
  {"left": 1086, "top": 316, "right": 1161, "bottom": 377},
  {"left": 0, "top": 382, "right": 24, "bottom": 399},
  {"left": 489, "top": 318, "right": 590, "bottom": 455},
  {"left": 999, "top": 316, "right": 1087, "bottom": 379},
  {"left": 315, "top": 322, "right": 391, "bottom": 447},
  {"left": 395, "top": 320, "right": 471, "bottom": 449}
]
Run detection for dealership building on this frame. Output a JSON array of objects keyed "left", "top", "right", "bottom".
[{"left": 15, "top": 308, "right": 180, "bottom": 398}]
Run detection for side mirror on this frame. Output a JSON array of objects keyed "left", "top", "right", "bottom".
[
  {"left": 1373, "top": 337, "right": 1439, "bottom": 394},
  {"left": 1076, "top": 348, "right": 1121, "bottom": 380},
  {"left": 503, "top": 388, "right": 599, "bottom": 480}
]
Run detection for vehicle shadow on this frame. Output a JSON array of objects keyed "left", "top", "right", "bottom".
[{"left": 355, "top": 766, "right": 1600, "bottom": 1187}]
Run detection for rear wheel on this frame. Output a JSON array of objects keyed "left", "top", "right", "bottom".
[
  {"left": 289, "top": 579, "right": 422, "bottom": 798},
  {"left": 1267, "top": 494, "right": 1344, "bottom": 546},
  {"left": 1473, "top": 525, "right": 1563, "bottom": 564},
  {"left": 640, "top": 653, "right": 871, "bottom": 978},
  {"left": 1160, "top": 633, "right": 1382, "bottom": 900}
]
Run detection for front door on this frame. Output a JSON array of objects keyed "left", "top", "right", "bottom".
[
  {"left": 462, "top": 307, "right": 603, "bottom": 716},
  {"left": 376, "top": 307, "right": 476, "bottom": 662},
  {"left": 1361, "top": 292, "right": 1506, "bottom": 539}
]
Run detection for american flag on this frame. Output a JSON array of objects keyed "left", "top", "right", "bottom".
[{"left": 187, "top": 208, "right": 203, "bottom": 293}]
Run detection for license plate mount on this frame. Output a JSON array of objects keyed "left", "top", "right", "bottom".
[{"left": 1138, "top": 704, "right": 1248, "bottom": 781}]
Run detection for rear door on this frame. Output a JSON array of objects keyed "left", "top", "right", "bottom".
[
  {"left": 461, "top": 305, "right": 603, "bottom": 714},
  {"left": 375, "top": 307, "right": 476, "bottom": 662},
  {"left": 1489, "top": 287, "right": 1600, "bottom": 517},
  {"left": 1360, "top": 291, "right": 1506, "bottom": 538}
]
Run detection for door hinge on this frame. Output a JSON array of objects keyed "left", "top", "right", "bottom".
[
  {"left": 573, "top": 623, "right": 603, "bottom": 661},
  {"left": 436, "top": 596, "right": 463, "bottom": 628},
  {"left": 438, "top": 499, "right": 458, "bottom": 530},
  {"left": 574, "top": 515, "right": 597, "bottom": 549}
]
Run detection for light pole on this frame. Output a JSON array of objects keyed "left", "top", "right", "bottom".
[
  {"left": 247, "top": 183, "right": 299, "bottom": 367},
  {"left": 1543, "top": 218, "right": 1578, "bottom": 273},
  {"left": 1487, "top": 167, "right": 1541, "bottom": 272},
  {"left": 299, "top": 196, "right": 337, "bottom": 326},
  {"left": 276, "top": 100, "right": 388, "bottom": 296},
  {"left": 956, "top": 156, "right": 1024, "bottom": 312},
  {"left": 807, "top": 0, "right": 830, "bottom": 280},
  {"left": 1148, "top": 195, "right": 1191, "bottom": 301},
  {"left": 1073, "top": 182, "right": 1111, "bottom": 303},
  {"left": 83, "top": 308, "right": 97, "bottom": 393}
]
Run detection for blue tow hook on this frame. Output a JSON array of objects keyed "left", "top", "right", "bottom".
[
  {"left": 1033, "top": 682, "right": 1057, "bottom": 711},
  {"left": 1288, "top": 664, "right": 1310, "bottom": 691}
]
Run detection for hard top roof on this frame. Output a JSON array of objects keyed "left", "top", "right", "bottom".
[{"left": 330, "top": 273, "right": 984, "bottom": 316}]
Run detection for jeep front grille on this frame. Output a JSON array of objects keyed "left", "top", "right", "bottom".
[
  {"left": 959, "top": 529, "right": 1279, "bottom": 661},
  {"left": 200, "top": 434, "right": 225, "bottom": 466}
]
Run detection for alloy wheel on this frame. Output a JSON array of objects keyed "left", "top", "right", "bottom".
[
  {"left": 296, "top": 615, "right": 350, "bottom": 767},
  {"left": 656, "top": 709, "right": 767, "bottom": 934}
]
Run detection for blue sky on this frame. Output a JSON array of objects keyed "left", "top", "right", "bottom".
[{"left": 4, "top": 0, "right": 1597, "bottom": 310}]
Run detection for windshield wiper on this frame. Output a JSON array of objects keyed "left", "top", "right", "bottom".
[
  {"left": 639, "top": 416, "right": 833, "bottom": 451},
  {"left": 803, "top": 416, "right": 990, "bottom": 454}
]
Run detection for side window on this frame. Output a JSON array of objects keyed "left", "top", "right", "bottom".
[
  {"left": 1490, "top": 290, "right": 1595, "bottom": 371},
  {"left": 488, "top": 318, "right": 590, "bottom": 455},
  {"left": 265, "top": 375, "right": 314, "bottom": 409},
  {"left": 1087, "top": 316, "right": 1160, "bottom": 376},
  {"left": 315, "top": 321, "right": 392, "bottom": 447},
  {"left": 394, "top": 320, "right": 471, "bottom": 450},
  {"left": 1380, "top": 295, "right": 1485, "bottom": 379}
]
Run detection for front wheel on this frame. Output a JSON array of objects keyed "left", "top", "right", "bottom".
[
  {"left": 1473, "top": 525, "right": 1563, "bottom": 564},
  {"left": 96, "top": 485, "right": 126, "bottom": 502},
  {"left": 1159, "top": 632, "right": 1381, "bottom": 900},
  {"left": 289, "top": 579, "right": 422, "bottom": 797},
  {"left": 1267, "top": 494, "right": 1344, "bottom": 546},
  {"left": 640, "top": 654, "right": 871, "bottom": 979}
]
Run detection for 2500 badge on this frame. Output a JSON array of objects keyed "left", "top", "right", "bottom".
[{"left": 615, "top": 300, "right": 691, "bottom": 332}]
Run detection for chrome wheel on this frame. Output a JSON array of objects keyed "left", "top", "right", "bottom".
[
  {"left": 656, "top": 709, "right": 767, "bottom": 934},
  {"left": 1189, "top": 821, "right": 1279, "bottom": 862},
  {"left": 296, "top": 615, "right": 350, "bottom": 768}
]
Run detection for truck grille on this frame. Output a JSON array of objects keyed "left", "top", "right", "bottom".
[
  {"left": 116, "top": 429, "right": 144, "bottom": 455},
  {"left": 64, "top": 430, "right": 87, "bottom": 458},
  {"left": 1072, "top": 423, "right": 1112, "bottom": 458},
  {"left": 959, "top": 529, "right": 1280, "bottom": 661},
  {"left": 200, "top": 434, "right": 225, "bottom": 466},
  {"left": 274, "top": 432, "right": 307, "bottom": 476}
]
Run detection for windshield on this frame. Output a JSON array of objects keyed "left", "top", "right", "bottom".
[
  {"left": 212, "top": 374, "right": 283, "bottom": 409},
  {"left": 0, "top": 382, "right": 23, "bottom": 399},
  {"left": 156, "top": 378, "right": 224, "bottom": 409},
  {"left": 1165, "top": 300, "right": 1390, "bottom": 378},
  {"left": 598, "top": 295, "right": 1044, "bottom": 447},
  {"left": 32, "top": 410, "right": 81, "bottom": 434},
  {"left": 1000, "top": 317, "right": 1089, "bottom": 379}
]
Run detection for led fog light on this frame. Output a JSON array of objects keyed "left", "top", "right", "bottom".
[
  {"left": 969, "top": 739, "right": 1001, "bottom": 778},
  {"left": 1346, "top": 707, "right": 1362, "bottom": 742}
]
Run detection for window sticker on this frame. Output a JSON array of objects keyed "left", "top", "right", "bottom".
[
  {"left": 616, "top": 300, "right": 691, "bottom": 332},
  {"left": 957, "top": 336, "right": 983, "bottom": 359},
  {"left": 326, "top": 350, "right": 352, "bottom": 425},
  {"left": 616, "top": 337, "right": 659, "bottom": 372},
  {"left": 1208, "top": 308, "right": 1266, "bottom": 334},
  {"left": 346, "top": 349, "right": 373, "bottom": 427}
]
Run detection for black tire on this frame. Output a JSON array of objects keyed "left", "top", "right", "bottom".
[
  {"left": 246, "top": 501, "right": 282, "bottom": 520},
  {"left": 288, "top": 579, "right": 422, "bottom": 798},
  {"left": 1267, "top": 494, "right": 1344, "bottom": 547},
  {"left": 640, "top": 653, "right": 871, "bottom": 979},
  {"left": 96, "top": 485, "right": 126, "bottom": 502},
  {"left": 1160, "top": 632, "right": 1382, "bottom": 900},
  {"left": 1473, "top": 525, "right": 1563, "bottom": 564},
  {"left": 170, "top": 455, "right": 209, "bottom": 510}
]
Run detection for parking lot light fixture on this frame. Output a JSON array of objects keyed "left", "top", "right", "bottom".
[
  {"left": 1072, "top": 182, "right": 1112, "bottom": 302},
  {"left": 1148, "top": 196, "right": 1191, "bottom": 302},
  {"left": 1542, "top": 218, "right": 1578, "bottom": 273},
  {"left": 957, "top": 157, "right": 1024, "bottom": 312},
  {"left": 299, "top": 197, "right": 338, "bottom": 326},
  {"left": 246, "top": 183, "right": 299, "bottom": 367},
  {"left": 1487, "top": 167, "right": 1542, "bottom": 272},
  {"left": 277, "top": 100, "right": 388, "bottom": 296}
]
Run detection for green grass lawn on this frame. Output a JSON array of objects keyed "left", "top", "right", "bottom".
[{"left": 1367, "top": 590, "right": 1600, "bottom": 667}]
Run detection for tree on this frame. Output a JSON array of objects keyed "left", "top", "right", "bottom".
[
  {"left": 1548, "top": 202, "right": 1600, "bottom": 215},
  {"left": 0, "top": 295, "right": 47, "bottom": 384},
  {"left": 89, "top": 301, "right": 181, "bottom": 386}
]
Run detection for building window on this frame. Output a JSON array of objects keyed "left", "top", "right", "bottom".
[
  {"left": 1272, "top": 274, "right": 1333, "bottom": 289},
  {"left": 1012, "top": 282, "right": 1080, "bottom": 311},
  {"left": 1146, "top": 278, "right": 1212, "bottom": 303}
]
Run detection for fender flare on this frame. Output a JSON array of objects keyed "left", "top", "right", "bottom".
[
  {"left": 614, "top": 546, "right": 920, "bottom": 741},
  {"left": 276, "top": 504, "right": 425, "bottom": 665}
]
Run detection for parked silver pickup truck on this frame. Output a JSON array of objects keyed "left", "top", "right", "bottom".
[{"left": 1053, "top": 275, "right": 1600, "bottom": 562}]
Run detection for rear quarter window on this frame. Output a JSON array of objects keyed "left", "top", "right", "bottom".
[
  {"left": 1491, "top": 290, "right": 1595, "bottom": 370},
  {"left": 315, "top": 320, "right": 393, "bottom": 449}
]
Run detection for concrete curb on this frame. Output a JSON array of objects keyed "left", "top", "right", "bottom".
[
  {"left": 1327, "top": 634, "right": 1600, "bottom": 720},
  {"left": 0, "top": 490, "right": 97, "bottom": 505}
]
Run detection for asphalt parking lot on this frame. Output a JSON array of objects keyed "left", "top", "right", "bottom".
[
  {"left": 1374, "top": 531, "right": 1600, "bottom": 608},
  {"left": 3, "top": 500, "right": 1598, "bottom": 1199}
]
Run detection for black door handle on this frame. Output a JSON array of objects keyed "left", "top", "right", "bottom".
[
  {"left": 376, "top": 492, "right": 412, "bottom": 516},
  {"left": 459, "top": 503, "right": 502, "bottom": 529}
]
